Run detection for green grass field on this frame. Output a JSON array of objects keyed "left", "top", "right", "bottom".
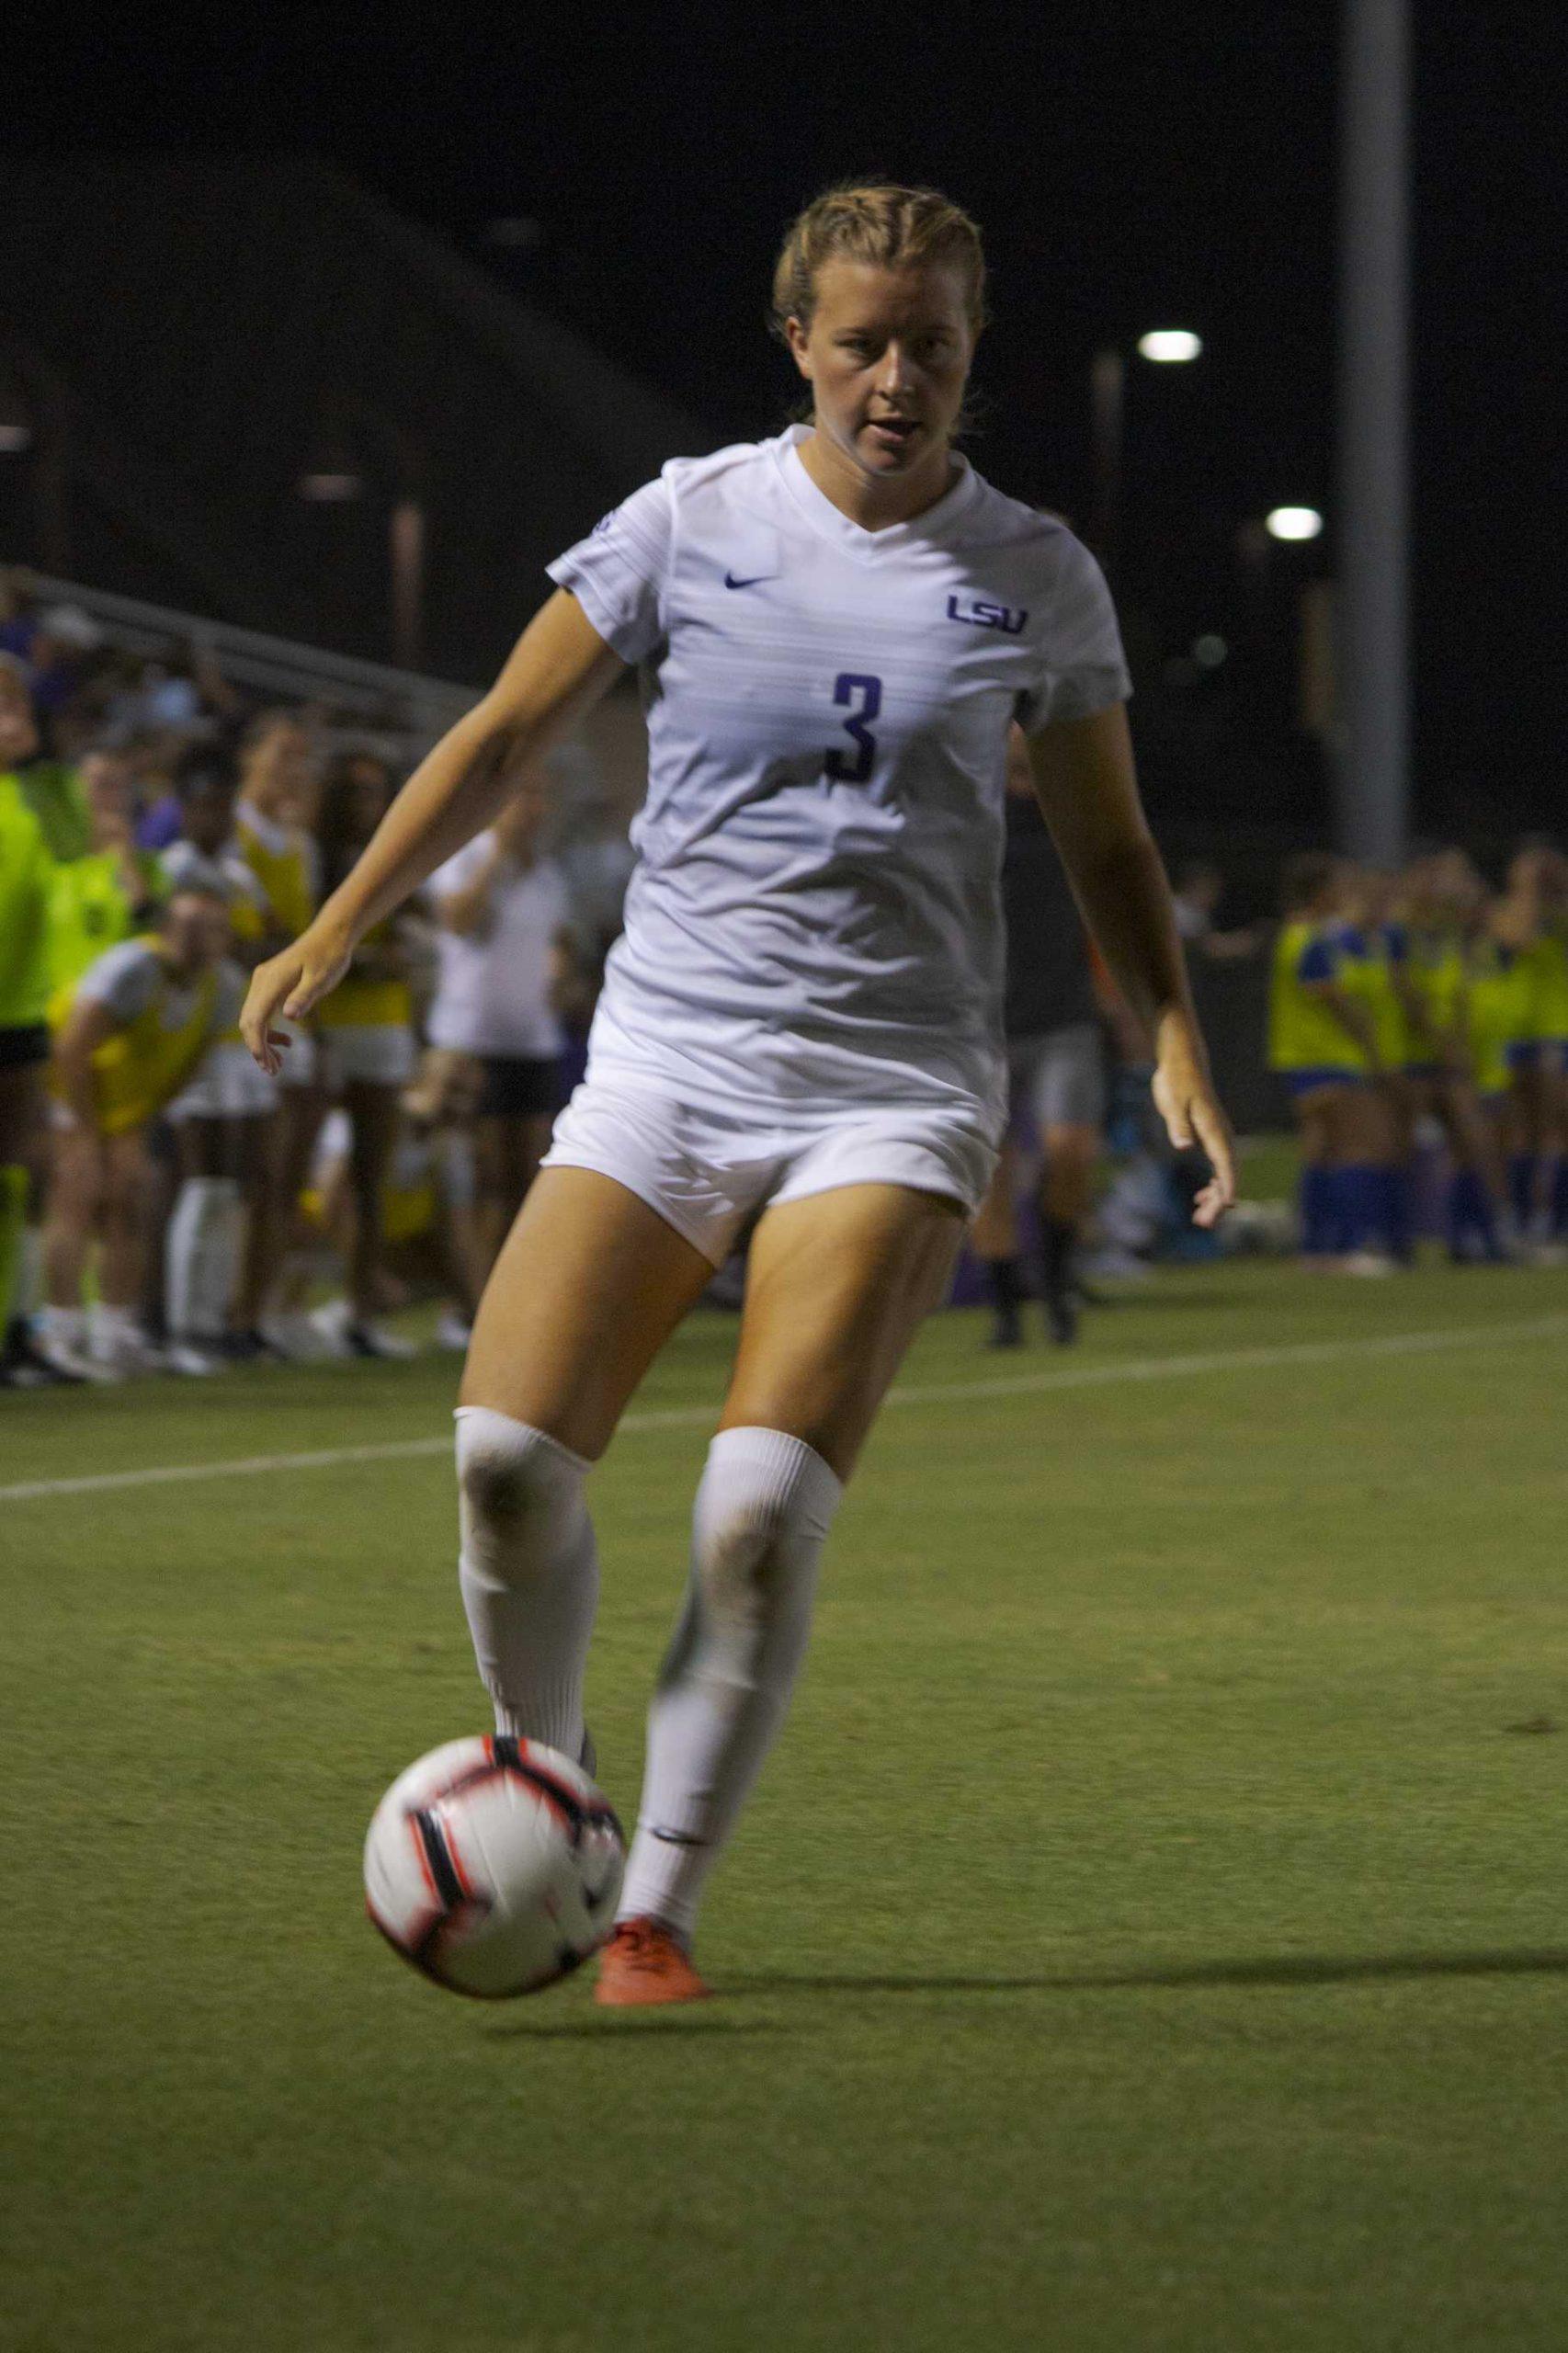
[{"left": 5, "top": 1262, "right": 1568, "bottom": 2351}]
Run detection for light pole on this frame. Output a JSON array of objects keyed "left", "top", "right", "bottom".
[
  {"left": 1337, "top": 0, "right": 1411, "bottom": 861},
  {"left": 1087, "top": 330, "right": 1203, "bottom": 574}
]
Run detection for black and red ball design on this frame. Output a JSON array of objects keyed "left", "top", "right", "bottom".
[{"left": 363, "top": 1736, "right": 625, "bottom": 1997}]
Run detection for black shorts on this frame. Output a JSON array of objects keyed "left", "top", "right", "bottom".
[
  {"left": 476, "top": 1054, "right": 564, "bottom": 1120},
  {"left": 0, "top": 1023, "right": 51, "bottom": 1072}
]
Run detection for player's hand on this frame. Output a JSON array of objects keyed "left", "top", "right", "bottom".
[
  {"left": 240, "top": 923, "right": 353, "bottom": 1073},
  {"left": 1152, "top": 1021, "right": 1237, "bottom": 1229}
]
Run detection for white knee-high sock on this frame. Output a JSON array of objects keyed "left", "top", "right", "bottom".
[
  {"left": 197, "top": 1177, "right": 242, "bottom": 1336},
  {"left": 165, "top": 1177, "right": 240, "bottom": 1339},
  {"left": 455, "top": 1405, "right": 599, "bottom": 1760},
  {"left": 619, "top": 1426, "right": 843, "bottom": 1939}
]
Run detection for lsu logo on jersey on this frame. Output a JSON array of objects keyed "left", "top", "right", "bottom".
[{"left": 946, "top": 595, "right": 1028, "bottom": 636}]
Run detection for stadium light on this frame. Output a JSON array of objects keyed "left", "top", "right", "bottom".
[
  {"left": 1136, "top": 329, "right": 1203, "bottom": 364},
  {"left": 1266, "top": 506, "right": 1324, "bottom": 541},
  {"left": 298, "top": 466, "right": 364, "bottom": 503}
]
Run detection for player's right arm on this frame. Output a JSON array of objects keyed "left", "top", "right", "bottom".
[{"left": 241, "top": 591, "right": 622, "bottom": 1071}]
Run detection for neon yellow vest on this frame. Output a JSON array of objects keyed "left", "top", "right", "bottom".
[
  {"left": 1335, "top": 927, "right": 1407, "bottom": 1066},
  {"left": 51, "top": 941, "right": 221, "bottom": 1135},
  {"left": 1404, "top": 924, "right": 1466, "bottom": 1049},
  {"left": 1268, "top": 921, "right": 1370, "bottom": 1073},
  {"left": 1528, "top": 926, "right": 1568, "bottom": 1040},
  {"left": 1467, "top": 941, "right": 1526, "bottom": 1096},
  {"left": 47, "top": 851, "right": 158, "bottom": 997},
  {"left": 316, "top": 918, "right": 411, "bottom": 1030},
  {"left": 236, "top": 815, "right": 314, "bottom": 938},
  {"left": 0, "top": 774, "right": 54, "bottom": 1029}
]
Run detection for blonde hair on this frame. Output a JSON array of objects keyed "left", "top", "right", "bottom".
[{"left": 770, "top": 180, "right": 989, "bottom": 342}]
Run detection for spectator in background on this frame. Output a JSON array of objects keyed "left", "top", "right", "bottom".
[
  {"left": 229, "top": 711, "right": 326, "bottom": 1352},
  {"left": 0, "top": 570, "right": 40, "bottom": 661},
  {"left": 1267, "top": 852, "right": 1398, "bottom": 1273},
  {"left": 45, "top": 751, "right": 163, "bottom": 995},
  {"left": 159, "top": 741, "right": 278, "bottom": 1359},
  {"left": 1170, "top": 860, "right": 1262, "bottom": 962},
  {"left": 0, "top": 652, "right": 87, "bottom": 862},
  {"left": 40, "top": 887, "right": 239, "bottom": 1377},
  {"left": 23, "top": 604, "right": 105, "bottom": 720},
  {"left": 309, "top": 752, "right": 419, "bottom": 1358},
  {"left": 971, "top": 725, "right": 1108, "bottom": 1346},
  {"left": 1398, "top": 847, "right": 1514, "bottom": 1262},
  {"left": 426, "top": 777, "right": 571, "bottom": 1281},
  {"left": 0, "top": 656, "right": 60, "bottom": 1384}
]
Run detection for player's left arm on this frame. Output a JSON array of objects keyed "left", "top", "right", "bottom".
[{"left": 1024, "top": 702, "right": 1236, "bottom": 1226}]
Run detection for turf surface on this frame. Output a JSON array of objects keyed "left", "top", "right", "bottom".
[{"left": 4, "top": 1262, "right": 1567, "bottom": 2351}]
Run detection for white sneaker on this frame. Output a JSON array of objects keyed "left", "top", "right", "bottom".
[
  {"left": 165, "top": 1339, "right": 224, "bottom": 1378},
  {"left": 304, "top": 1298, "right": 356, "bottom": 1359},
  {"left": 345, "top": 1319, "right": 418, "bottom": 1361},
  {"left": 91, "top": 1323, "right": 165, "bottom": 1375},
  {"left": 263, "top": 1310, "right": 337, "bottom": 1361},
  {"left": 1339, "top": 1249, "right": 1398, "bottom": 1278},
  {"left": 435, "top": 1310, "right": 472, "bottom": 1352}
]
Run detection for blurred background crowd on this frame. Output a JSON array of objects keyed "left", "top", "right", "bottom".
[{"left": 3, "top": 565, "right": 1565, "bottom": 1389}]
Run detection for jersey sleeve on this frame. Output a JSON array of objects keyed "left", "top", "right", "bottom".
[
  {"left": 74, "top": 938, "right": 160, "bottom": 1023},
  {"left": 1020, "top": 532, "right": 1131, "bottom": 732},
  {"left": 546, "top": 475, "right": 674, "bottom": 665}
]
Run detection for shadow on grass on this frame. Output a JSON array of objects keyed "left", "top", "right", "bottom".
[
  {"left": 481, "top": 2015, "right": 788, "bottom": 2041},
  {"left": 732, "top": 1948, "right": 1568, "bottom": 1996}
]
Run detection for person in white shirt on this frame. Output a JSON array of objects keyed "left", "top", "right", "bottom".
[
  {"left": 426, "top": 778, "right": 571, "bottom": 1275},
  {"left": 244, "top": 180, "right": 1234, "bottom": 2007},
  {"left": 159, "top": 741, "right": 278, "bottom": 1362}
]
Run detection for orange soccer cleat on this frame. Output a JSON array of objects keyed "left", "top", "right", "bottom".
[{"left": 594, "top": 1916, "right": 711, "bottom": 2008}]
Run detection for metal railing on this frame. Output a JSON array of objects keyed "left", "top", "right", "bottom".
[{"left": 8, "top": 564, "right": 479, "bottom": 752}]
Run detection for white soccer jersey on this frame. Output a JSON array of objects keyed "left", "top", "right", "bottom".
[
  {"left": 547, "top": 426, "right": 1129, "bottom": 1124},
  {"left": 426, "top": 837, "right": 570, "bottom": 1059}
]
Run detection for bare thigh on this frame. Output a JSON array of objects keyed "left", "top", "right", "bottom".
[
  {"left": 721, "top": 1183, "right": 967, "bottom": 1482},
  {"left": 459, "top": 1166, "right": 717, "bottom": 1459},
  {"left": 970, "top": 1136, "right": 1019, "bottom": 1257}
]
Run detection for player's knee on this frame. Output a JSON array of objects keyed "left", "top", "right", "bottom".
[
  {"left": 455, "top": 1406, "right": 587, "bottom": 1558},
  {"left": 690, "top": 1429, "right": 844, "bottom": 1621},
  {"left": 693, "top": 1491, "right": 790, "bottom": 1620}
]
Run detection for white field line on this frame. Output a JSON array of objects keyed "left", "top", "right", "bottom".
[{"left": 3, "top": 1311, "right": 1566, "bottom": 1508}]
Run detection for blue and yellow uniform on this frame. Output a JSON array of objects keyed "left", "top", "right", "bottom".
[
  {"left": 1525, "top": 922, "right": 1568, "bottom": 1063},
  {"left": 1403, "top": 923, "right": 1468, "bottom": 1075},
  {"left": 1334, "top": 923, "right": 1407, "bottom": 1074},
  {"left": 1468, "top": 938, "right": 1528, "bottom": 1101},
  {"left": 1268, "top": 919, "right": 1371, "bottom": 1094}
]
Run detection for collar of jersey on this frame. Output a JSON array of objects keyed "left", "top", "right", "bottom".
[{"left": 775, "top": 426, "right": 979, "bottom": 563}]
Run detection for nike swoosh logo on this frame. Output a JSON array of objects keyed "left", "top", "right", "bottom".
[{"left": 723, "top": 571, "right": 770, "bottom": 589}]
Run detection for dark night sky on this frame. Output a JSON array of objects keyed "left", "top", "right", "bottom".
[{"left": 14, "top": 5, "right": 1565, "bottom": 847}]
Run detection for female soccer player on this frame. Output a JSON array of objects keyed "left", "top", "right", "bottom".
[{"left": 243, "top": 183, "right": 1234, "bottom": 2005}]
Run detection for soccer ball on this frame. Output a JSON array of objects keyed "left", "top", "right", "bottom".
[{"left": 363, "top": 1735, "right": 625, "bottom": 1997}]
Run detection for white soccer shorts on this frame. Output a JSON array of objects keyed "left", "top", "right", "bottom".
[
  {"left": 166, "top": 1040, "right": 279, "bottom": 1122},
  {"left": 540, "top": 1075, "right": 999, "bottom": 1267},
  {"left": 318, "top": 1024, "right": 417, "bottom": 1090}
]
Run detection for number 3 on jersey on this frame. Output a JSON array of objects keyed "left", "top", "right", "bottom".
[{"left": 825, "top": 672, "right": 881, "bottom": 783}]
